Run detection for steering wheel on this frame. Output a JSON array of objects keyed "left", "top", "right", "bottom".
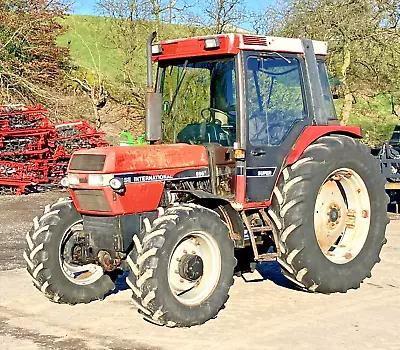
[{"left": 201, "top": 107, "right": 231, "bottom": 124}]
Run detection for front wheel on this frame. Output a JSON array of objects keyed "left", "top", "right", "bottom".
[
  {"left": 126, "top": 203, "right": 236, "bottom": 327},
  {"left": 24, "top": 199, "right": 115, "bottom": 304},
  {"left": 269, "top": 135, "right": 389, "bottom": 293}
]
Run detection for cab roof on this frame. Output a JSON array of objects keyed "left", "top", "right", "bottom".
[{"left": 152, "top": 33, "right": 328, "bottom": 62}]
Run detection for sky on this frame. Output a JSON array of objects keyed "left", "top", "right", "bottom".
[
  {"left": 72, "top": 0, "right": 272, "bottom": 30},
  {"left": 72, "top": 0, "right": 267, "bottom": 15}
]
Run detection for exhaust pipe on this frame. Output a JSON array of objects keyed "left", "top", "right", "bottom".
[
  {"left": 145, "top": 32, "right": 162, "bottom": 143},
  {"left": 147, "top": 32, "right": 157, "bottom": 91}
]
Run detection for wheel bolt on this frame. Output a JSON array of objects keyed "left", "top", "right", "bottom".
[
  {"left": 192, "top": 250, "right": 196, "bottom": 254},
  {"left": 183, "top": 250, "right": 187, "bottom": 254},
  {"left": 175, "top": 270, "right": 179, "bottom": 274},
  {"left": 176, "top": 257, "right": 181, "bottom": 262},
  {"left": 180, "top": 279, "right": 184, "bottom": 283}
]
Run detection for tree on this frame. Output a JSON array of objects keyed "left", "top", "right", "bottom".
[
  {"left": 200, "top": 0, "right": 247, "bottom": 34},
  {"left": 258, "top": 0, "right": 400, "bottom": 125},
  {"left": 0, "top": 0, "right": 70, "bottom": 102},
  {"left": 96, "top": 0, "right": 196, "bottom": 110}
]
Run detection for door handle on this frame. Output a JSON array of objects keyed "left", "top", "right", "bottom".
[{"left": 250, "top": 149, "right": 266, "bottom": 156}]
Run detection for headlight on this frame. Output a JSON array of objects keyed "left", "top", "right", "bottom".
[
  {"left": 88, "top": 174, "right": 105, "bottom": 187},
  {"left": 109, "top": 177, "right": 125, "bottom": 191},
  {"left": 67, "top": 174, "right": 80, "bottom": 185}
]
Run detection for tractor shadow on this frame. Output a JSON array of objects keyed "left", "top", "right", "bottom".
[
  {"left": 104, "top": 270, "right": 130, "bottom": 298},
  {"left": 254, "top": 261, "right": 299, "bottom": 290},
  {"left": 236, "top": 246, "right": 299, "bottom": 291},
  {"left": 104, "top": 260, "right": 300, "bottom": 300}
]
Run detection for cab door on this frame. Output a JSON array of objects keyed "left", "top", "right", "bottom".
[{"left": 244, "top": 53, "right": 311, "bottom": 202}]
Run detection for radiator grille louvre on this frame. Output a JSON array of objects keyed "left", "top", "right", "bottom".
[
  {"left": 73, "top": 189, "right": 110, "bottom": 212},
  {"left": 243, "top": 35, "right": 268, "bottom": 46},
  {"left": 69, "top": 155, "right": 106, "bottom": 171}
]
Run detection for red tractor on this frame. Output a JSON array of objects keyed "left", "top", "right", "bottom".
[{"left": 24, "top": 33, "right": 388, "bottom": 327}]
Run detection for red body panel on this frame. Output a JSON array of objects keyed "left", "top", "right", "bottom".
[
  {"left": 69, "top": 144, "right": 209, "bottom": 216},
  {"left": 69, "top": 144, "right": 208, "bottom": 174},
  {"left": 154, "top": 34, "right": 240, "bottom": 62},
  {"left": 285, "top": 125, "right": 362, "bottom": 166},
  {"left": 153, "top": 34, "right": 328, "bottom": 62}
]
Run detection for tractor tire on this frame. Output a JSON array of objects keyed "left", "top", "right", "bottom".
[
  {"left": 126, "top": 203, "right": 236, "bottom": 327},
  {"left": 269, "top": 135, "right": 389, "bottom": 293},
  {"left": 23, "top": 198, "right": 114, "bottom": 304}
]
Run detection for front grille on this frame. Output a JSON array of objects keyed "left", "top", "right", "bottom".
[
  {"left": 69, "top": 154, "right": 106, "bottom": 171},
  {"left": 83, "top": 215, "right": 119, "bottom": 234},
  {"left": 243, "top": 35, "right": 268, "bottom": 46},
  {"left": 73, "top": 189, "right": 110, "bottom": 212}
]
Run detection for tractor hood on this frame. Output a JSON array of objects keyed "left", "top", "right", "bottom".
[{"left": 68, "top": 144, "right": 209, "bottom": 174}]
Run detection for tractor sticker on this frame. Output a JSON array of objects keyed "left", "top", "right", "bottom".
[
  {"left": 246, "top": 167, "right": 277, "bottom": 178},
  {"left": 120, "top": 174, "right": 174, "bottom": 184},
  {"left": 115, "top": 168, "right": 210, "bottom": 184},
  {"left": 174, "top": 168, "right": 210, "bottom": 179}
]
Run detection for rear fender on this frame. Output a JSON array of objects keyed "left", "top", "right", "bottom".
[{"left": 285, "top": 125, "right": 362, "bottom": 166}]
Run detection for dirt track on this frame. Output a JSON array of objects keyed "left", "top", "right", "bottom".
[{"left": 0, "top": 193, "right": 399, "bottom": 350}]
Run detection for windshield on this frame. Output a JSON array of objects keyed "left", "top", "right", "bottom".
[{"left": 159, "top": 57, "right": 236, "bottom": 146}]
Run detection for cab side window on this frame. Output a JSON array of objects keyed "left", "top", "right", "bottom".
[{"left": 246, "top": 56, "right": 306, "bottom": 146}]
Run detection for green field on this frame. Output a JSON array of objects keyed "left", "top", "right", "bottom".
[
  {"left": 58, "top": 16, "right": 125, "bottom": 83},
  {"left": 58, "top": 15, "right": 399, "bottom": 145},
  {"left": 339, "top": 95, "right": 399, "bottom": 146}
]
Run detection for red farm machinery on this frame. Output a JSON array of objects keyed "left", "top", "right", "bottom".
[
  {"left": 24, "top": 33, "right": 388, "bottom": 327},
  {"left": 0, "top": 105, "right": 108, "bottom": 194}
]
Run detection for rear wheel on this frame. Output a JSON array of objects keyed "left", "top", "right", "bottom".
[
  {"left": 24, "top": 199, "right": 114, "bottom": 304},
  {"left": 126, "top": 203, "right": 236, "bottom": 327},
  {"left": 269, "top": 135, "right": 389, "bottom": 293}
]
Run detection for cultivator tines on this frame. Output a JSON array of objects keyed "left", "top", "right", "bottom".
[
  {"left": 0, "top": 105, "right": 109, "bottom": 195},
  {"left": 0, "top": 105, "right": 49, "bottom": 131},
  {"left": 54, "top": 121, "right": 108, "bottom": 156}
]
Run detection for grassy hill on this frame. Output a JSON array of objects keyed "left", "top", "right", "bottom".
[
  {"left": 58, "top": 15, "right": 125, "bottom": 83},
  {"left": 57, "top": 15, "right": 205, "bottom": 94},
  {"left": 57, "top": 15, "right": 399, "bottom": 146},
  {"left": 347, "top": 95, "right": 399, "bottom": 146}
]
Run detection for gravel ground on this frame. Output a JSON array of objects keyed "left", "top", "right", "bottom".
[
  {"left": 0, "top": 193, "right": 399, "bottom": 350},
  {"left": 0, "top": 191, "right": 65, "bottom": 271}
]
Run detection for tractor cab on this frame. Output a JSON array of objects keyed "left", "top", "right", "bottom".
[
  {"left": 151, "top": 34, "right": 336, "bottom": 150},
  {"left": 148, "top": 33, "right": 337, "bottom": 202}
]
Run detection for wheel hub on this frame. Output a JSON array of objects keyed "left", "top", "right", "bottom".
[
  {"left": 178, "top": 254, "right": 204, "bottom": 281},
  {"left": 329, "top": 207, "right": 339, "bottom": 222},
  {"left": 168, "top": 231, "right": 222, "bottom": 306},
  {"left": 326, "top": 203, "right": 342, "bottom": 228}
]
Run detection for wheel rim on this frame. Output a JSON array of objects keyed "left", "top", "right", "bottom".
[
  {"left": 59, "top": 221, "right": 104, "bottom": 285},
  {"left": 314, "top": 168, "right": 371, "bottom": 264},
  {"left": 168, "top": 231, "right": 221, "bottom": 306}
]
